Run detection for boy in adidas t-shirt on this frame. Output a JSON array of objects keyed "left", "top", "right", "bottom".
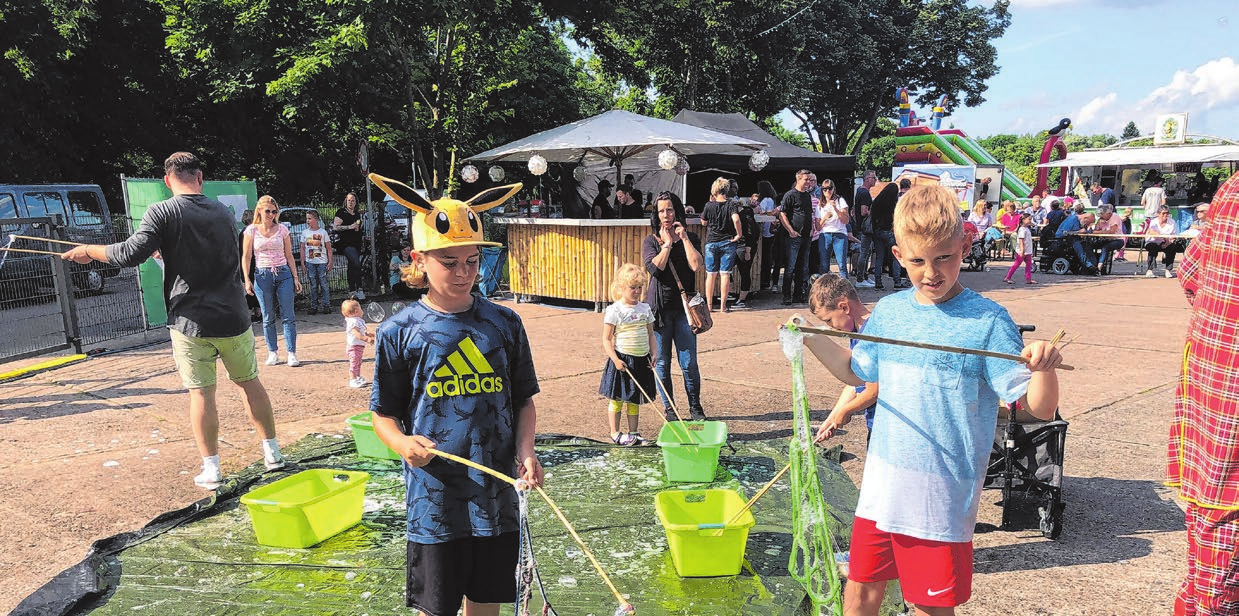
[{"left": 369, "top": 178, "right": 541, "bottom": 616}]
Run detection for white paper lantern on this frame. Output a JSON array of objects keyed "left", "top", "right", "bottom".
[
  {"left": 461, "top": 164, "right": 479, "bottom": 183},
  {"left": 674, "top": 156, "right": 690, "bottom": 176},
  {"left": 748, "top": 149, "right": 770, "bottom": 171},
  {"left": 658, "top": 149, "right": 680, "bottom": 170},
  {"left": 489, "top": 165, "right": 505, "bottom": 182},
  {"left": 572, "top": 165, "right": 588, "bottom": 182},
  {"left": 527, "top": 154, "right": 548, "bottom": 176}
]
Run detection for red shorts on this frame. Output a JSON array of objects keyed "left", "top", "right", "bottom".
[
  {"left": 1176, "top": 503, "right": 1239, "bottom": 616},
  {"left": 848, "top": 516, "right": 973, "bottom": 608}
]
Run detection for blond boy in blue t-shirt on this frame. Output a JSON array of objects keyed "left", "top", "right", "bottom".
[{"left": 805, "top": 185, "right": 1063, "bottom": 616}]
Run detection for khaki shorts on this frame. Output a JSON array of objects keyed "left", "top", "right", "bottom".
[{"left": 169, "top": 329, "right": 260, "bottom": 389}]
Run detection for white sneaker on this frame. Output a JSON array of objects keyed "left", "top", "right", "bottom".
[
  {"left": 286, "top": 353, "right": 300, "bottom": 367},
  {"left": 194, "top": 466, "right": 222, "bottom": 490},
  {"left": 265, "top": 352, "right": 279, "bottom": 366},
  {"left": 855, "top": 279, "right": 875, "bottom": 288},
  {"left": 1166, "top": 269, "right": 1176, "bottom": 279},
  {"left": 349, "top": 376, "right": 368, "bottom": 388},
  {"left": 1145, "top": 270, "right": 1156, "bottom": 278},
  {"left": 264, "top": 451, "right": 286, "bottom": 471},
  {"left": 355, "top": 289, "right": 366, "bottom": 300},
  {"left": 262, "top": 440, "right": 286, "bottom": 470}
]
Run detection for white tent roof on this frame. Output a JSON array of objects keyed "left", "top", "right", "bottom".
[
  {"left": 1038, "top": 144, "right": 1239, "bottom": 168},
  {"left": 465, "top": 109, "right": 767, "bottom": 166}
]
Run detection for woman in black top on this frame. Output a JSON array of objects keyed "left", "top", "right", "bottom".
[
  {"left": 332, "top": 192, "right": 365, "bottom": 299},
  {"left": 642, "top": 192, "right": 707, "bottom": 421}
]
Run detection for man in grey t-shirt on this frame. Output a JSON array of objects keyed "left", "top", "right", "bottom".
[{"left": 63, "top": 152, "right": 285, "bottom": 490}]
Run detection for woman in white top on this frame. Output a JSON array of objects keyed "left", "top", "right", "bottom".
[
  {"left": 814, "top": 179, "right": 850, "bottom": 278},
  {"left": 1143, "top": 205, "right": 1183, "bottom": 278},
  {"left": 243, "top": 195, "right": 303, "bottom": 366}
]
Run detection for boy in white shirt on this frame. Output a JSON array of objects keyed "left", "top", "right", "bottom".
[{"left": 301, "top": 210, "right": 333, "bottom": 314}]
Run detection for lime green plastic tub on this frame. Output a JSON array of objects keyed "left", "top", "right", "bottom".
[
  {"left": 655, "top": 420, "right": 727, "bottom": 483},
  {"left": 655, "top": 489, "right": 755, "bottom": 577},
  {"left": 346, "top": 411, "right": 400, "bottom": 460},
  {"left": 241, "top": 469, "right": 370, "bottom": 548}
]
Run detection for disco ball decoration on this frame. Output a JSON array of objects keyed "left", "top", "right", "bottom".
[
  {"left": 461, "top": 164, "right": 479, "bottom": 183},
  {"left": 748, "top": 149, "right": 770, "bottom": 172},
  {"left": 674, "top": 156, "right": 690, "bottom": 176},
  {"left": 573, "top": 165, "right": 588, "bottom": 182},
  {"left": 658, "top": 149, "right": 680, "bottom": 170},
  {"left": 489, "top": 165, "right": 505, "bottom": 182},
  {"left": 528, "top": 154, "right": 548, "bottom": 176}
]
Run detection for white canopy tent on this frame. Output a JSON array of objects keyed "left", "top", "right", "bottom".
[{"left": 466, "top": 110, "right": 768, "bottom": 215}]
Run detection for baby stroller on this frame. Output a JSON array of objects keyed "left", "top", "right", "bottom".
[{"left": 983, "top": 324, "right": 1068, "bottom": 539}]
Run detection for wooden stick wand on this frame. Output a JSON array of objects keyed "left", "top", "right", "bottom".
[{"left": 785, "top": 317, "right": 1074, "bottom": 371}]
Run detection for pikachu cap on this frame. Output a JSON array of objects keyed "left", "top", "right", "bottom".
[{"left": 369, "top": 173, "right": 522, "bottom": 252}]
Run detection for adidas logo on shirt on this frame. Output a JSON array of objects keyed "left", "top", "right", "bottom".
[{"left": 427, "top": 337, "right": 504, "bottom": 398}]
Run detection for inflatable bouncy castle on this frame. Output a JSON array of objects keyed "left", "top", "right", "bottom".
[{"left": 893, "top": 88, "right": 1070, "bottom": 201}]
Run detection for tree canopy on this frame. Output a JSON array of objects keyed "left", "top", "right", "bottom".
[{"left": 2, "top": 0, "right": 1013, "bottom": 206}]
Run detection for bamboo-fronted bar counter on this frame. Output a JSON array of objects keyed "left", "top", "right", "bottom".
[{"left": 497, "top": 217, "right": 769, "bottom": 311}]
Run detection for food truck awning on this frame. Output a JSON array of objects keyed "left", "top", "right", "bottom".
[{"left": 1038, "top": 144, "right": 1239, "bottom": 168}]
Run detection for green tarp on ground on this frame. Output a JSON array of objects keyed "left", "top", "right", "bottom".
[{"left": 16, "top": 434, "right": 905, "bottom": 615}]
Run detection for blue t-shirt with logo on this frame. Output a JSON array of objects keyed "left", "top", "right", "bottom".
[
  {"left": 851, "top": 288, "right": 1030, "bottom": 542},
  {"left": 371, "top": 298, "right": 539, "bottom": 544}
]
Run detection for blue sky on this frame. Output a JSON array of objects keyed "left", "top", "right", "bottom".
[{"left": 948, "top": 0, "right": 1238, "bottom": 139}]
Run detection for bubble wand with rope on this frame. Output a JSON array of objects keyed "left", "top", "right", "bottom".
[
  {"left": 425, "top": 447, "right": 636, "bottom": 615},
  {"left": 779, "top": 321, "right": 845, "bottom": 615},
  {"left": 785, "top": 316, "right": 1075, "bottom": 371},
  {"left": 624, "top": 360, "right": 698, "bottom": 445}
]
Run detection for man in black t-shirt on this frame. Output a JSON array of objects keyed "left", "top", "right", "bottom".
[
  {"left": 779, "top": 169, "right": 815, "bottom": 305},
  {"left": 853, "top": 170, "right": 877, "bottom": 287}
]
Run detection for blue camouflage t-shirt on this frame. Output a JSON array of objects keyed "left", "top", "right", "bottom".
[
  {"left": 851, "top": 288, "right": 1030, "bottom": 542},
  {"left": 371, "top": 298, "right": 539, "bottom": 544}
]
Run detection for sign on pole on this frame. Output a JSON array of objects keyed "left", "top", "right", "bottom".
[{"left": 358, "top": 140, "right": 370, "bottom": 177}]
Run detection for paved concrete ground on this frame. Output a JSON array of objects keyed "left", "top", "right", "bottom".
[{"left": 0, "top": 259, "right": 1192, "bottom": 615}]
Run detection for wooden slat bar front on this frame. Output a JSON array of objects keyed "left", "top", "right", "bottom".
[{"left": 498, "top": 217, "right": 768, "bottom": 310}]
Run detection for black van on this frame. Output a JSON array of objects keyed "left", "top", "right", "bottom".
[{"left": 0, "top": 184, "right": 123, "bottom": 299}]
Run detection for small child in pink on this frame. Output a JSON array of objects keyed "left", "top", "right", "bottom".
[
  {"left": 341, "top": 299, "right": 374, "bottom": 388},
  {"left": 1003, "top": 213, "right": 1037, "bottom": 285}
]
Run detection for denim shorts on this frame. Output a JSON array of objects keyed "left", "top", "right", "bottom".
[{"left": 704, "top": 240, "right": 737, "bottom": 273}]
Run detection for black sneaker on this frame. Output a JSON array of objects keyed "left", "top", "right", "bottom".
[
  {"left": 307, "top": 308, "right": 317, "bottom": 316},
  {"left": 689, "top": 406, "right": 707, "bottom": 421},
  {"left": 782, "top": 298, "right": 793, "bottom": 306},
  {"left": 664, "top": 407, "right": 678, "bottom": 422}
]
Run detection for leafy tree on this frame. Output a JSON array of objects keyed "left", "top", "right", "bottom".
[
  {"left": 1, "top": 0, "right": 178, "bottom": 200},
  {"left": 1121, "top": 121, "right": 1141, "bottom": 140},
  {"left": 788, "top": 0, "right": 1011, "bottom": 154}
]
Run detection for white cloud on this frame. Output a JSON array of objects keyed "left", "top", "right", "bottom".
[
  {"left": 1067, "top": 57, "right": 1239, "bottom": 136},
  {"left": 1141, "top": 57, "right": 1239, "bottom": 111}
]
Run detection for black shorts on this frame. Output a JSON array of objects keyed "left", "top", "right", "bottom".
[{"left": 406, "top": 532, "right": 519, "bottom": 616}]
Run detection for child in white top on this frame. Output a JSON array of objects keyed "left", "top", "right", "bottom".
[
  {"left": 341, "top": 299, "right": 374, "bottom": 388},
  {"left": 1003, "top": 213, "right": 1037, "bottom": 285},
  {"left": 598, "top": 263, "right": 657, "bottom": 445}
]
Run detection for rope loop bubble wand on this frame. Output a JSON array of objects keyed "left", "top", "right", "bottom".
[
  {"left": 424, "top": 447, "right": 635, "bottom": 615},
  {"left": 779, "top": 322, "right": 845, "bottom": 615}
]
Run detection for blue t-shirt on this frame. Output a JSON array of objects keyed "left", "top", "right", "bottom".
[
  {"left": 848, "top": 320, "right": 877, "bottom": 430},
  {"left": 371, "top": 298, "right": 540, "bottom": 544},
  {"left": 851, "top": 289, "right": 1030, "bottom": 542},
  {"left": 1056, "top": 213, "right": 1081, "bottom": 237}
]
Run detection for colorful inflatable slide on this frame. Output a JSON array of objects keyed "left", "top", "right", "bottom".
[{"left": 893, "top": 89, "right": 1034, "bottom": 202}]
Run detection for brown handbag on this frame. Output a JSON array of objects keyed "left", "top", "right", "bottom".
[{"left": 669, "top": 259, "right": 712, "bottom": 335}]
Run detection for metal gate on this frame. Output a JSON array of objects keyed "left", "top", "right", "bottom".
[{"left": 0, "top": 216, "right": 152, "bottom": 363}]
